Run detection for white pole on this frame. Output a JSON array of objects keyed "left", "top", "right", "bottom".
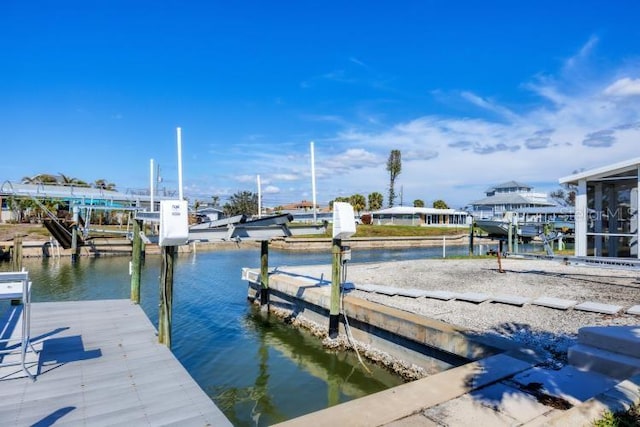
[
  {"left": 257, "top": 174, "right": 262, "bottom": 218},
  {"left": 150, "top": 158, "right": 155, "bottom": 212},
  {"left": 442, "top": 235, "right": 446, "bottom": 258},
  {"left": 177, "top": 127, "right": 183, "bottom": 200},
  {"left": 310, "top": 141, "right": 317, "bottom": 223}
]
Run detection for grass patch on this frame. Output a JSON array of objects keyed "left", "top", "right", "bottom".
[
  {"left": 594, "top": 403, "right": 640, "bottom": 426},
  {"left": 0, "top": 223, "right": 51, "bottom": 239}
]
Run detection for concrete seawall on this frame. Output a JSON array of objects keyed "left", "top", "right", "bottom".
[
  {"left": 269, "top": 234, "right": 484, "bottom": 251},
  {"left": 241, "top": 266, "right": 549, "bottom": 426},
  {"left": 242, "top": 261, "right": 640, "bottom": 426},
  {"left": 3, "top": 234, "right": 486, "bottom": 258},
  {"left": 242, "top": 267, "right": 526, "bottom": 374}
]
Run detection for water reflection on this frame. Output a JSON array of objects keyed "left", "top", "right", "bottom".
[
  {"left": 0, "top": 242, "right": 553, "bottom": 426},
  {"left": 214, "top": 307, "right": 403, "bottom": 426}
]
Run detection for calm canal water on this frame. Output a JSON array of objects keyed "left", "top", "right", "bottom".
[{"left": 2, "top": 243, "right": 543, "bottom": 425}]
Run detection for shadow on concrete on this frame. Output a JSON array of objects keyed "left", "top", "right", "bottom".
[
  {"left": 37, "top": 335, "right": 102, "bottom": 375},
  {"left": 0, "top": 304, "right": 23, "bottom": 353},
  {"left": 31, "top": 406, "right": 76, "bottom": 427},
  {"left": 271, "top": 268, "right": 331, "bottom": 286},
  {"left": 454, "top": 322, "right": 618, "bottom": 423}
]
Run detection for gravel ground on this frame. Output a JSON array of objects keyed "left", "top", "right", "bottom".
[{"left": 277, "top": 257, "right": 640, "bottom": 366}]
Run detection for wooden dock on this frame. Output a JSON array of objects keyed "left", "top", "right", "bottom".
[{"left": 0, "top": 299, "right": 231, "bottom": 426}]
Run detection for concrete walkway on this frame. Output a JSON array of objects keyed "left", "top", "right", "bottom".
[{"left": 0, "top": 299, "right": 231, "bottom": 426}]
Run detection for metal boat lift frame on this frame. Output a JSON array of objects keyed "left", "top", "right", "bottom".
[{"left": 134, "top": 212, "right": 327, "bottom": 243}]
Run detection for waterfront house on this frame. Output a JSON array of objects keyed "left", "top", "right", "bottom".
[
  {"left": 369, "top": 206, "right": 471, "bottom": 227},
  {"left": 468, "top": 181, "right": 556, "bottom": 219},
  {"left": 195, "top": 206, "right": 223, "bottom": 222},
  {"left": 559, "top": 157, "right": 640, "bottom": 258},
  {"left": 268, "top": 200, "right": 332, "bottom": 223}
]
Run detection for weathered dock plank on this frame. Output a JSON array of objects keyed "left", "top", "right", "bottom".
[{"left": 0, "top": 299, "right": 231, "bottom": 426}]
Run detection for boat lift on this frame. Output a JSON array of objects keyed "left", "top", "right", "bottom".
[
  {"left": 508, "top": 230, "right": 640, "bottom": 271},
  {"left": 134, "top": 212, "right": 328, "bottom": 243}
]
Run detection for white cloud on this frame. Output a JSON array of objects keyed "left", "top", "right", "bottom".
[
  {"left": 349, "top": 57, "right": 367, "bottom": 68},
  {"left": 272, "top": 173, "right": 299, "bottom": 181},
  {"left": 460, "top": 91, "right": 519, "bottom": 121},
  {"left": 564, "top": 35, "right": 599, "bottom": 72},
  {"left": 603, "top": 77, "right": 640, "bottom": 97},
  {"left": 235, "top": 174, "right": 257, "bottom": 184},
  {"left": 311, "top": 48, "right": 640, "bottom": 207},
  {"left": 188, "top": 36, "right": 640, "bottom": 208},
  {"left": 263, "top": 185, "right": 280, "bottom": 194}
]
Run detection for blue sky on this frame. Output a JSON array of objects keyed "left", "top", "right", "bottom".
[{"left": 2, "top": 1, "right": 640, "bottom": 209}]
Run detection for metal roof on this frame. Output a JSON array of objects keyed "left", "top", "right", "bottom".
[
  {"left": 470, "top": 193, "right": 555, "bottom": 207},
  {"left": 559, "top": 157, "right": 640, "bottom": 184},
  {"left": 0, "top": 181, "right": 170, "bottom": 205},
  {"left": 484, "top": 181, "right": 532, "bottom": 193}
]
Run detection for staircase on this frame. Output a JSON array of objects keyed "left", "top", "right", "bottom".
[{"left": 569, "top": 326, "right": 640, "bottom": 380}]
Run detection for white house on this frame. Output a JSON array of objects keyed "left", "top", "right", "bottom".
[
  {"left": 469, "top": 181, "right": 556, "bottom": 219},
  {"left": 370, "top": 206, "right": 471, "bottom": 227},
  {"left": 559, "top": 158, "right": 639, "bottom": 258},
  {"left": 196, "top": 207, "right": 224, "bottom": 222}
]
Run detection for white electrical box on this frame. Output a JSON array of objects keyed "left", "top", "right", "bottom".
[
  {"left": 159, "top": 200, "right": 189, "bottom": 246},
  {"left": 332, "top": 202, "right": 356, "bottom": 239}
]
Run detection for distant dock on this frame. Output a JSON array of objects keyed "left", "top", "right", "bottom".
[{"left": 0, "top": 299, "right": 231, "bottom": 426}]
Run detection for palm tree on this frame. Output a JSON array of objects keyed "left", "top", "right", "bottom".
[
  {"left": 368, "top": 192, "right": 384, "bottom": 211},
  {"left": 59, "top": 173, "right": 89, "bottom": 187},
  {"left": 433, "top": 199, "right": 449, "bottom": 209},
  {"left": 21, "top": 174, "right": 58, "bottom": 184},
  {"left": 386, "top": 150, "right": 402, "bottom": 207},
  {"left": 94, "top": 179, "right": 116, "bottom": 191},
  {"left": 349, "top": 194, "right": 366, "bottom": 214}
]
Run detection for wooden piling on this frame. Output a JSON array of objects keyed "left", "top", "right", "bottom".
[
  {"left": 130, "top": 219, "right": 142, "bottom": 304},
  {"left": 11, "top": 235, "right": 22, "bottom": 271},
  {"left": 260, "top": 240, "right": 269, "bottom": 306},
  {"left": 158, "top": 245, "right": 176, "bottom": 347},
  {"left": 329, "top": 238, "right": 341, "bottom": 338},
  {"left": 71, "top": 206, "right": 80, "bottom": 263},
  {"left": 497, "top": 240, "right": 505, "bottom": 273},
  {"left": 469, "top": 222, "right": 475, "bottom": 256}
]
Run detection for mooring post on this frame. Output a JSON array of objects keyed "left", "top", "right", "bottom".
[
  {"left": 469, "top": 222, "right": 475, "bottom": 256},
  {"left": 130, "top": 219, "right": 142, "bottom": 304},
  {"left": 158, "top": 245, "right": 176, "bottom": 347},
  {"left": 507, "top": 221, "right": 513, "bottom": 254},
  {"left": 71, "top": 205, "right": 80, "bottom": 263},
  {"left": 329, "top": 238, "right": 342, "bottom": 338},
  {"left": 260, "top": 240, "right": 269, "bottom": 306},
  {"left": 497, "top": 240, "right": 505, "bottom": 273},
  {"left": 513, "top": 223, "right": 519, "bottom": 253},
  {"left": 11, "top": 235, "right": 22, "bottom": 271}
]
